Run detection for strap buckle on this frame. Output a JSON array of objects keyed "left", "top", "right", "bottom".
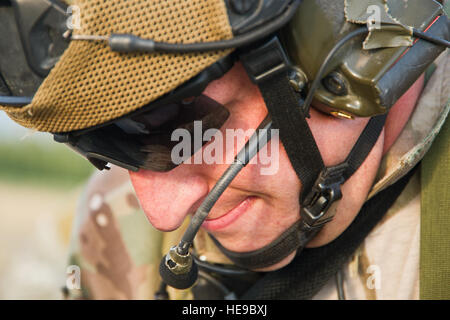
[
  {"left": 239, "top": 37, "right": 291, "bottom": 84},
  {"left": 300, "top": 163, "right": 348, "bottom": 229}
]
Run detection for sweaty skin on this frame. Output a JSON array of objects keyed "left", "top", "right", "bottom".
[{"left": 129, "top": 62, "right": 424, "bottom": 271}]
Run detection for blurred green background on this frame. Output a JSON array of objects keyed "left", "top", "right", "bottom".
[
  {"left": 0, "top": 118, "right": 93, "bottom": 187},
  {"left": 0, "top": 112, "right": 94, "bottom": 299}
]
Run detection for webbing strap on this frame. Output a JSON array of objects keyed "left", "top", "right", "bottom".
[
  {"left": 343, "top": 114, "right": 387, "bottom": 180},
  {"left": 208, "top": 38, "right": 387, "bottom": 270},
  {"left": 420, "top": 115, "right": 450, "bottom": 300},
  {"left": 240, "top": 38, "right": 325, "bottom": 201},
  {"left": 210, "top": 220, "right": 320, "bottom": 270},
  {"left": 240, "top": 37, "right": 386, "bottom": 201},
  {"left": 241, "top": 166, "right": 416, "bottom": 299},
  {"left": 257, "top": 72, "right": 325, "bottom": 200},
  {"left": 209, "top": 108, "right": 387, "bottom": 270}
]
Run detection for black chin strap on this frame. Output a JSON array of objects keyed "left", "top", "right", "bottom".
[{"left": 208, "top": 37, "right": 386, "bottom": 270}]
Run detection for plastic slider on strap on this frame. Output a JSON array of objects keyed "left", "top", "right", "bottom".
[
  {"left": 300, "top": 163, "right": 348, "bottom": 229},
  {"left": 240, "top": 37, "right": 291, "bottom": 84}
]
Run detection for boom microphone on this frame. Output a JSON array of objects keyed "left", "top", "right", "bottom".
[{"left": 159, "top": 116, "right": 273, "bottom": 289}]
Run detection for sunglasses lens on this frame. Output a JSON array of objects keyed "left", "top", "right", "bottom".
[{"left": 79, "top": 94, "right": 229, "bottom": 172}]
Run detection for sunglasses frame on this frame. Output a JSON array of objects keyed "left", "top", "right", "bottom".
[{"left": 53, "top": 55, "right": 236, "bottom": 171}]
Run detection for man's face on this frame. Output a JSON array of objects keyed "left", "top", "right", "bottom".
[{"left": 129, "top": 62, "right": 423, "bottom": 271}]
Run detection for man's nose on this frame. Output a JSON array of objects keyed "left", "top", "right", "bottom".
[{"left": 129, "top": 168, "right": 210, "bottom": 232}]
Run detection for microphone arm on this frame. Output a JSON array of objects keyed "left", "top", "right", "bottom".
[{"left": 159, "top": 116, "right": 273, "bottom": 289}]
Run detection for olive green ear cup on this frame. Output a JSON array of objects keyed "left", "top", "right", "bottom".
[{"left": 281, "top": 0, "right": 445, "bottom": 118}]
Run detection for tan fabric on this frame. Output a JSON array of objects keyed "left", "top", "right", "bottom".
[
  {"left": 369, "top": 53, "right": 450, "bottom": 199},
  {"left": 313, "top": 171, "right": 421, "bottom": 300},
  {"left": 313, "top": 53, "right": 449, "bottom": 300},
  {"left": 0, "top": 0, "right": 232, "bottom": 133}
]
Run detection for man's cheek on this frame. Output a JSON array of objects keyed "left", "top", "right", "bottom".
[
  {"left": 128, "top": 171, "right": 158, "bottom": 223},
  {"left": 257, "top": 129, "right": 280, "bottom": 176},
  {"left": 128, "top": 169, "right": 210, "bottom": 231}
]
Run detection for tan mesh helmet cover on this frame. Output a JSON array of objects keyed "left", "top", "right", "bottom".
[{"left": 1, "top": 0, "right": 233, "bottom": 133}]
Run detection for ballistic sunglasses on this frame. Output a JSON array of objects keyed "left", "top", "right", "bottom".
[{"left": 52, "top": 57, "right": 234, "bottom": 172}]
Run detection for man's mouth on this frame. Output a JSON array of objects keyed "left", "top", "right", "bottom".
[{"left": 201, "top": 196, "right": 256, "bottom": 231}]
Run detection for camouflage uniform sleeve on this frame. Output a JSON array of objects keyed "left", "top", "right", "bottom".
[
  {"left": 65, "top": 165, "right": 193, "bottom": 300},
  {"left": 64, "top": 166, "right": 167, "bottom": 299}
]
